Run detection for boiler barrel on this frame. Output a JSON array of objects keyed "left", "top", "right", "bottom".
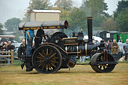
[{"left": 64, "top": 43, "right": 97, "bottom": 56}]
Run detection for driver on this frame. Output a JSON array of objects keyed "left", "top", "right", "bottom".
[{"left": 34, "top": 29, "right": 46, "bottom": 48}]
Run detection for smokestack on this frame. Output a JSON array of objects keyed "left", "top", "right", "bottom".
[{"left": 87, "top": 17, "right": 93, "bottom": 43}]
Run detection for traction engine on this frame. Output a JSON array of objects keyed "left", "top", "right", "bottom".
[{"left": 18, "top": 17, "right": 117, "bottom": 74}]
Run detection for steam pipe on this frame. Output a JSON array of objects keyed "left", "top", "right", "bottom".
[{"left": 87, "top": 17, "right": 93, "bottom": 43}]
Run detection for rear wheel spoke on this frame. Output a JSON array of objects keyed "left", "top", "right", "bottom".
[
  {"left": 51, "top": 63, "right": 56, "bottom": 67},
  {"left": 39, "top": 52, "right": 45, "bottom": 58},
  {"left": 36, "top": 60, "right": 45, "bottom": 66},
  {"left": 49, "top": 53, "right": 56, "bottom": 59},
  {"left": 103, "top": 65, "right": 106, "bottom": 70},
  {"left": 46, "top": 49, "right": 49, "bottom": 55}
]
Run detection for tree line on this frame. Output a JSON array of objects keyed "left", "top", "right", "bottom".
[{"left": 0, "top": 0, "right": 128, "bottom": 40}]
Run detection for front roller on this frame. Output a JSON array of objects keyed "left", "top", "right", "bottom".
[
  {"left": 90, "top": 53, "right": 117, "bottom": 73},
  {"left": 32, "top": 45, "right": 62, "bottom": 74}
]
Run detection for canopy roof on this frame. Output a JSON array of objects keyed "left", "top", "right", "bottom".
[{"left": 18, "top": 21, "right": 68, "bottom": 30}]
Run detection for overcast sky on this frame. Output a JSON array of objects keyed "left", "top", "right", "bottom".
[{"left": 0, "top": 0, "right": 120, "bottom": 24}]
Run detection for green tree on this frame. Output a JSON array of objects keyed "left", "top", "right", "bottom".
[
  {"left": 0, "top": 23, "right": 3, "bottom": 34},
  {"left": 82, "top": 0, "right": 108, "bottom": 17},
  {"left": 116, "top": 8, "right": 128, "bottom": 32},
  {"left": 53, "top": 0, "right": 73, "bottom": 21},
  {"left": 29, "top": 0, "right": 52, "bottom": 10},
  {"left": 100, "top": 18, "right": 117, "bottom": 31},
  {"left": 54, "top": 0, "right": 73, "bottom": 11},
  {"left": 81, "top": 0, "right": 108, "bottom": 27},
  {"left": 4, "top": 18, "right": 22, "bottom": 42},
  {"left": 4, "top": 18, "right": 21, "bottom": 31},
  {"left": 80, "top": 1, "right": 90, "bottom": 16},
  {"left": 114, "top": 0, "right": 128, "bottom": 18},
  {"left": 52, "top": 7, "right": 70, "bottom": 20},
  {"left": 68, "top": 8, "right": 87, "bottom": 33},
  {"left": 24, "top": 0, "right": 52, "bottom": 21},
  {"left": 93, "top": 16, "right": 105, "bottom": 27}
]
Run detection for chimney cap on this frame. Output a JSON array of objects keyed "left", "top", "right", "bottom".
[{"left": 87, "top": 17, "right": 93, "bottom": 19}]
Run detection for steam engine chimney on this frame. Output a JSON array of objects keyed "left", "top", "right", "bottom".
[{"left": 87, "top": 17, "right": 93, "bottom": 43}]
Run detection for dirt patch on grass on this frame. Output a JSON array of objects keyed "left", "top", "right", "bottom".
[{"left": 0, "top": 63, "right": 128, "bottom": 85}]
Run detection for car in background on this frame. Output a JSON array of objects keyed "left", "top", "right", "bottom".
[{"left": 84, "top": 35, "right": 102, "bottom": 43}]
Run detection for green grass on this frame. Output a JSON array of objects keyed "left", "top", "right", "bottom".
[
  {"left": 118, "top": 61, "right": 128, "bottom": 63},
  {"left": 0, "top": 63, "right": 128, "bottom": 85},
  {"left": 13, "top": 60, "right": 21, "bottom": 66},
  {"left": 12, "top": 59, "right": 128, "bottom": 66},
  {"left": 12, "top": 59, "right": 91, "bottom": 66}
]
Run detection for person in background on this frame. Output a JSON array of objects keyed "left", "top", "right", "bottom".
[
  {"left": 104, "top": 40, "right": 107, "bottom": 49},
  {"left": 118, "top": 40, "right": 122, "bottom": 44},
  {"left": 123, "top": 39, "right": 128, "bottom": 61},
  {"left": 107, "top": 40, "right": 112, "bottom": 54},
  {"left": 7, "top": 41, "right": 15, "bottom": 50},
  {"left": 18, "top": 39, "right": 26, "bottom": 59},
  {"left": 118, "top": 40, "right": 124, "bottom": 59},
  {"left": 0, "top": 41, "right": 10, "bottom": 65},
  {"left": 1, "top": 42, "right": 7, "bottom": 51},
  {"left": 22, "top": 39, "right": 25, "bottom": 45},
  {"left": 1, "top": 43, "right": 7, "bottom": 51},
  {"left": 111, "top": 39, "right": 119, "bottom": 61},
  {"left": 19, "top": 39, "right": 26, "bottom": 48},
  {"left": 26, "top": 30, "right": 34, "bottom": 71}
]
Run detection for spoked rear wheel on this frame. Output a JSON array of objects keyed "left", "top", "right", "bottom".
[
  {"left": 32, "top": 45, "right": 62, "bottom": 74},
  {"left": 90, "top": 53, "right": 116, "bottom": 73}
]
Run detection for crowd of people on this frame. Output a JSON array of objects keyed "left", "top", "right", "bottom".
[
  {"left": 0, "top": 41, "right": 15, "bottom": 51},
  {"left": 0, "top": 41, "right": 15, "bottom": 65},
  {"left": 105, "top": 39, "right": 128, "bottom": 61}
]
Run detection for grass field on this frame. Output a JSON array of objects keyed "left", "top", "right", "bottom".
[{"left": 0, "top": 62, "right": 128, "bottom": 85}]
